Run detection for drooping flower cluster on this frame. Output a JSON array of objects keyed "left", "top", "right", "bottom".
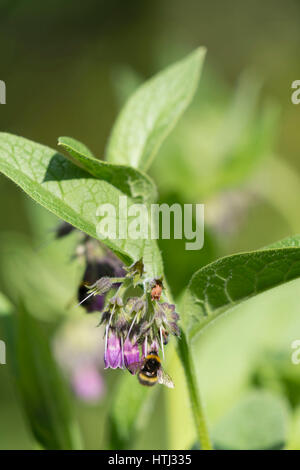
[
  {"left": 55, "top": 222, "right": 180, "bottom": 375},
  {"left": 81, "top": 259, "right": 180, "bottom": 372}
]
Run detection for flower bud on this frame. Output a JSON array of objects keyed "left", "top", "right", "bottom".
[
  {"left": 126, "top": 258, "right": 145, "bottom": 286},
  {"left": 93, "top": 277, "right": 113, "bottom": 295}
]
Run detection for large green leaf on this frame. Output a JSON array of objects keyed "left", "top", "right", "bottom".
[
  {"left": 213, "top": 391, "right": 289, "bottom": 450},
  {"left": 5, "top": 302, "right": 83, "bottom": 449},
  {"left": 58, "top": 136, "right": 157, "bottom": 202},
  {"left": 0, "top": 133, "right": 163, "bottom": 278},
  {"left": 181, "top": 235, "right": 300, "bottom": 339},
  {"left": 106, "top": 48, "right": 206, "bottom": 171}
]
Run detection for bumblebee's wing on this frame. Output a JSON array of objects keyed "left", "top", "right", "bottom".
[
  {"left": 126, "top": 361, "right": 142, "bottom": 375},
  {"left": 157, "top": 368, "right": 174, "bottom": 388}
]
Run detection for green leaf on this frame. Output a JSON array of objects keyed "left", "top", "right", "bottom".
[
  {"left": 0, "top": 133, "right": 163, "bottom": 278},
  {"left": 212, "top": 391, "right": 289, "bottom": 450},
  {"left": 59, "top": 136, "right": 95, "bottom": 158},
  {"left": 263, "top": 235, "right": 300, "bottom": 250},
  {"left": 106, "top": 48, "right": 206, "bottom": 171},
  {"left": 7, "top": 302, "right": 83, "bottom": 449},
  {"left": 58, "top": 136, "right": 157, "bottom": 202},
  {"left": 181, "top": 235, "right": 300, "bottom": 339}
]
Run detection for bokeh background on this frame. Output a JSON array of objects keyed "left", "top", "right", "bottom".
[{"left": 0, "top": 0, "right": 300, "bottom": 449}]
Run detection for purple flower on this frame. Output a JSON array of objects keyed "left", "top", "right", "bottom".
[
  {"left": 104, "top": 331, "right": 123, "bottom": 369},
  {"left": 142, "top": 338, "right": 159, "bottom": 358},
  {"left": 124, "top": 338, "right": 140, "bottom": 368},
  {"left": 150, "top": 339, "right": 159, "bottom": 352}
]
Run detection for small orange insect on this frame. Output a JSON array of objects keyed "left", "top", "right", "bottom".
[{"left": 151, "top": 279, "right": 163, "bottom": 301}]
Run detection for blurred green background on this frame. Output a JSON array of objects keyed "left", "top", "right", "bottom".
[{"left": 0, "top": 0, "right": 300, "bottom": 450}]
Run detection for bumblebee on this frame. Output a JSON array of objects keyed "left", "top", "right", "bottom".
[{"left": 128, "top": 351, "right": 174, "bottom": 388}]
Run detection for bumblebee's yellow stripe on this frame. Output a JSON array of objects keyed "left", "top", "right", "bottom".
[
  {"left": 138, "top": 373, "right": 158, "bottom": 386},
  {"left": 140, "top": 374, "right": 157, "bottom": 383},
  {"left": 146, "top": 354, "right": 161, "bottom": 363}
]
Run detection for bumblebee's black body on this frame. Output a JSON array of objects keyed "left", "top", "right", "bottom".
[{"left": 138, "top": 352, "right": 161, "bottom": 386}]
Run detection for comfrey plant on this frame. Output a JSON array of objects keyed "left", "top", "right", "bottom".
[
  {"left": 89, "top": 260, "right": 178, "bottom": 378},
  {"left": 71, "top": 226, "right": 179, "bottom": 384},
  {"left": 0, "top": 48, "right": 300, "bottom": 451},
  {"left": 61, "top": 224, "right": 179, "bottom": 378}
]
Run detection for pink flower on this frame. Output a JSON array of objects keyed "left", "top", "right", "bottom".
[
  {"left": 104, "top": 331, "right": 123, "bottom": 369},
  {"left": 124, "top": 338, "right": 140, "bottom": 367},
  {"left": 72, "top": 364, "right": 105, "bottom": 403},
  {"left": 142, "top": 338, "right": 159, "bottom": 358}
]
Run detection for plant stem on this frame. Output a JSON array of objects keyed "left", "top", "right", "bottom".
[{"left": 177, "top": 331, "right": 213, "bottom": 450}]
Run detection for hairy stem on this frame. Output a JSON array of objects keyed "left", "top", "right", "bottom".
[{"left": 177, "top": 331, "right": 213, "bottom": 450}]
